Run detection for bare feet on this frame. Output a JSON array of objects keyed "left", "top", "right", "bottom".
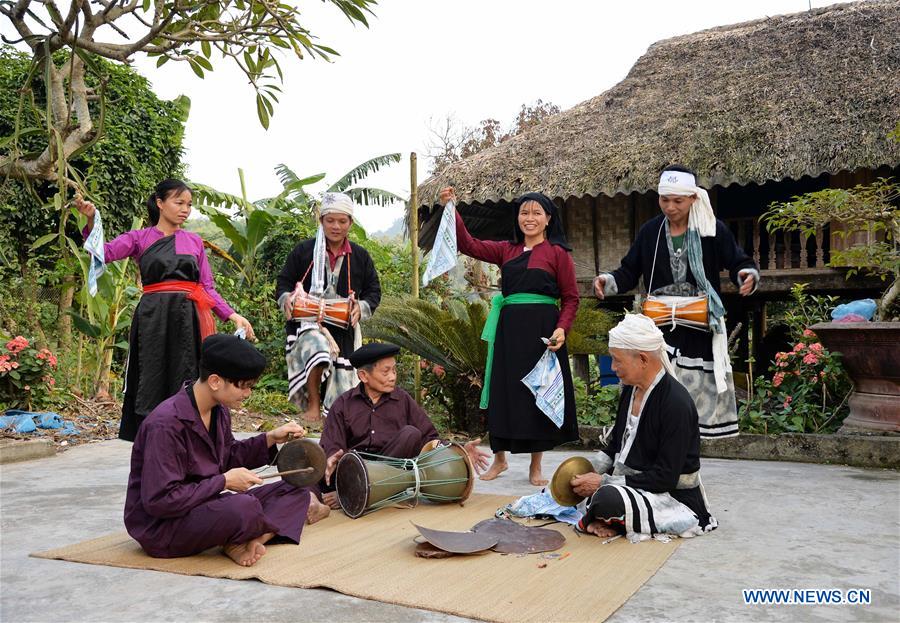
[
  {"left": 301, "top": 407, "right": 321, "bottom": 425},
  {"left": 529, "top": 469, "right": 549, "bottom": 487},
  {"left": 323, "top": 491, "right": 341, "bottom": 509},
  {"left": 306, "top": 492, "right": 331, "bottom": 524},
  {"left": 479, "top": 460, "right": 508, "bottom": 481},
  {"left": 529, "top": 452, "right": 548, "bottom": 486},
  {"left": 586, "top": 521, "right": 619, "bottom": 538},
  {"left": 224, "top": 533, "right": 272, "bottom": 567}
]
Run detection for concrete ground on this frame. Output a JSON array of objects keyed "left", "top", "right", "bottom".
[{"left": 1, "top": 439, "right": 898, "bottom": 623}]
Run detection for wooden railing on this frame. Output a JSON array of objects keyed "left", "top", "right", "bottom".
[{"left": 724, "top": 217, "right": 829, "bottom": 270}]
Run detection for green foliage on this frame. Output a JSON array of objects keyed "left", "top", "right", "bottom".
[
  {"left": 0, "top": 46, "right": 188, "bottom": 253},
  {"left": 68, "top": 216, "right": 144, "bottom": 395},
  {"left": 367, "top": 296, "right": 488, "bottom": 433},
  {"left": 573, "top": 377, "right": 619, "bottom": 428},
  {"left": 568, "top": 306, "right": 619, "bottom": 355},
  {"left": 0, "top": 335, "right": 58, "bottom": 410},
  {"left": 770, "top": 283, "right": 840, "bottom": 339},
  {"left": 213, "top": 277, "right": 286, "bottom": 380},
  {"left": 326, "top": 153, "right": 405, "bottom": 207},
  {"left": 244, "top": 388, "right": 299, "bottom": 420},
  {"left": 740, "top": 285, "right": 851, "bottom": 434},
  {"left": 764, "top": 177, "right": 899, "bottom": 318}
]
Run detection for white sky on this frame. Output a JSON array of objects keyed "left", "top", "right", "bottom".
[{"left": 8, "top": 0, "right": 849, "bottom": 232}]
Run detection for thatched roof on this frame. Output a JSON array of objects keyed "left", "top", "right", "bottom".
[{"left": 416, "top": 0, "right": 900, "bottom": 238}]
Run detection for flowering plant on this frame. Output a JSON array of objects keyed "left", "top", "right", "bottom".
[
  {"left": 0, "top": 336, "right": 58, "bottom": 410},
  {"left": 741, "top": 329, "right": 851, "bottom": 434}
]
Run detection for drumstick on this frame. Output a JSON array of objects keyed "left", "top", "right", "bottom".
[{"left": 259, "top": 467, "right": 314, "bottom": 480}]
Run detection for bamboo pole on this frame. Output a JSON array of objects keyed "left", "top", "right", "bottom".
[{"left": 410, "top": 153, "right": 421, "bottom": 400}]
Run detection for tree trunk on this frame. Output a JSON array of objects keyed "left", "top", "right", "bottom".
[
  {"left": 94, "top": 342, "right": 114, "bottom": 400},
  {"left": 19, "top": 250, "right": 49, "bottom": 346},
  {"left": 572, "top": 354, "right": 591, "bottom": 390},
  {"left": 56, "top": 272, "right": 76, "bottom": 349}
]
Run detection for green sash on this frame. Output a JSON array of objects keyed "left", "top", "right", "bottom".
[{"left": 480, "top": 292, "right": 559, "bottom": 409}]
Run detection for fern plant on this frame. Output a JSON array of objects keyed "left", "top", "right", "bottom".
[{"left": 367, "top": 296, "right": 488, "bottom": 433}]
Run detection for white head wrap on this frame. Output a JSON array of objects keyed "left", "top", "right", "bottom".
[
  {"left": 608, "top": 313, "right": 677, "bottom": 377},
  {"left": 657, "top": 170, "right": 716, "bottom": 237},
  {"left": 320, "top": 192, "right": 355, "bottom": 218}
]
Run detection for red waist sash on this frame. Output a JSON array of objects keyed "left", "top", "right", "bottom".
[{"left": 142, "top": 280, "right": 216, "bottom": 340}]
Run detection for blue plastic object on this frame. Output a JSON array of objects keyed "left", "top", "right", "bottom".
[
  {"left": 59, "top": 421, "right": 80, "bottom": 436},
  {"left": 831, "top": 299, "right": 877, "bottom": 321},
  {"left": 35, "top": 412, "right": 63, "bottom": 429},
  {"left": 596, "top": 355, "right": 620, "bottom": 387},
  {"left": 0, "top": 413, "right": 37, "bottom": 434}
]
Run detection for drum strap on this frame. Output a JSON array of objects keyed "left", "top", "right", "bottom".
[{"left": 300, "top": 244, "right": 353, "bottom": 296}]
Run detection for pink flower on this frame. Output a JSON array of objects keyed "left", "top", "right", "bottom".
[
  {"left": 432, "top": 364, "right": 446, "bottom": 379},
  {"left": 783, "top": 395, "right": 793, "bottom": 409},
  {"left": 419, "top": 360, "right": 429, "bottom": 370},
  {"left": 776, "top": 360, "right": 788, "bottom": 368},
  {"left": 820, "top": 371, "right": 827, "bottom": 379},
  {"left": 803, "top": 329, "right": 815, "bottom": 338},
  {"left": 803, "top": 353, "right": 819, "bottom": 365},
  {"left": 5, "top": 336, "right": 29, "bottom": 353},
  {"left": 773, "top": 372, "right": 785, "bottom": 387},
  {"left": 793, "top": 343, "right": 805, "bottom": 353},
  {"left": 48, "top": 355, "right": 57, "bottom": 368},
  {"left": 10, "top": 361, "right": 18, "bottom": 369},
  {"left": 23, "top": 385, "right": 30, "bottom": 391},
  {"left": 48, "top": 377, "right": 55, "bottom": 386},
  {"left": 809, "top": 343, "right": 823, "bottom": 353},
  {"left": 36, "top": 352, "right": 45, "bottom": 360}
]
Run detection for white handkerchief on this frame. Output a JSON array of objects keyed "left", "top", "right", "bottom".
[{"left": 422, "top": 201, "right": 458, "bottom": 286}]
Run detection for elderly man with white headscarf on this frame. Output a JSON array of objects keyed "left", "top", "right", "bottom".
[
  {"left": 569, "top": 314, "right": 717, "bottom": 541},
  {"left": 276, "top": 193, "right": 382, "bottom": 422},
  {"left": 594, "top": 165, "right": 759, "bottom": 439}
]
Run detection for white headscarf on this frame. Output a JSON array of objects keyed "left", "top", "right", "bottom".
[
  {"left": 657, "top": 170, "right": 715, "bottom": 237},
  {"left": 320, "top": 192, "right": 355, "bottom": 218},
  {"left": 608, "top": 313, "right": 677, "bottom": 377},
  {"left": 309, "top": 192, "right": 355, "bottom": 296}
]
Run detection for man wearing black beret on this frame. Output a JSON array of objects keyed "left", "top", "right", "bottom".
[
  {"left": 319, "top": 342, "right": 491, "bottom": 509},
  {"left": 124, "top": 334, "right": 330, "bottom": 567}
]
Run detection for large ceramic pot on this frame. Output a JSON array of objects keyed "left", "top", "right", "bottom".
[{"left": 810, "top": 322, "right": 900, "bottom": 433}]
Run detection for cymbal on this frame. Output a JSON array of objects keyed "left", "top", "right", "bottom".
[{"left": 549, "top": 456, "right": 596, "bottom": 507}]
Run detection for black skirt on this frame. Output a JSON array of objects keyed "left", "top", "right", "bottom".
[
  {"left": 486, "top": 253, "right": 578, "bottom": 453},
  {"left": 120, "top": 236, "right": 203, "bottom": 441}
]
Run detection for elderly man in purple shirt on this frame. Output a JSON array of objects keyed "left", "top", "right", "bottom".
[
  {"left": 125, "top": 334, "right": 330, "bottom": 567},
  {"left": 319, "top": 342, "right": 491, "bottom": 509}
]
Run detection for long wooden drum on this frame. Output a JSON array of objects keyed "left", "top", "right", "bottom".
[{"left": 642, "top": 295, "right": 709, "bottom": 330}]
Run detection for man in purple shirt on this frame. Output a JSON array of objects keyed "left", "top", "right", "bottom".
[
  {"left": 319, "top": 342, "right": 490, "bottom": 509},
  {"left": 125, "top": 334, "right": 330, "bottom": 567}
]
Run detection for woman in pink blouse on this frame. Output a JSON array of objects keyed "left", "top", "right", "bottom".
[
  {"left": 77, "top": 179, "right": 254, "bottom": 441},
  {"left": 439, "top": 187, "right": 580, "bottom": 486}
]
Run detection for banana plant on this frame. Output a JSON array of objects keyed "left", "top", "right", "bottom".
[
  {"left": 193, "top": 154, "right": 405, "bottom": 287},
  {"left": 66, "top": 216, "right": 143, "bottom": 397},
  {"left": 191, "top": 168, "right": 295, "bottom": 289}
]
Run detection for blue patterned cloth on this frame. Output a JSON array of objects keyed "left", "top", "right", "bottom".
[
  {"left": 521, "top": 344, "right": 565, "bottom": 428},
  {"left": 503, "top": 490, "right": 583, "bottom": 525}
]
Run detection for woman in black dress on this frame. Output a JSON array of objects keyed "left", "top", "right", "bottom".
[
  {"left": 77, "top": 179, "right": 254, "bottom": 440},
  {"left": 439, "top": 187, "right": 579, "bottom": 485}
]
